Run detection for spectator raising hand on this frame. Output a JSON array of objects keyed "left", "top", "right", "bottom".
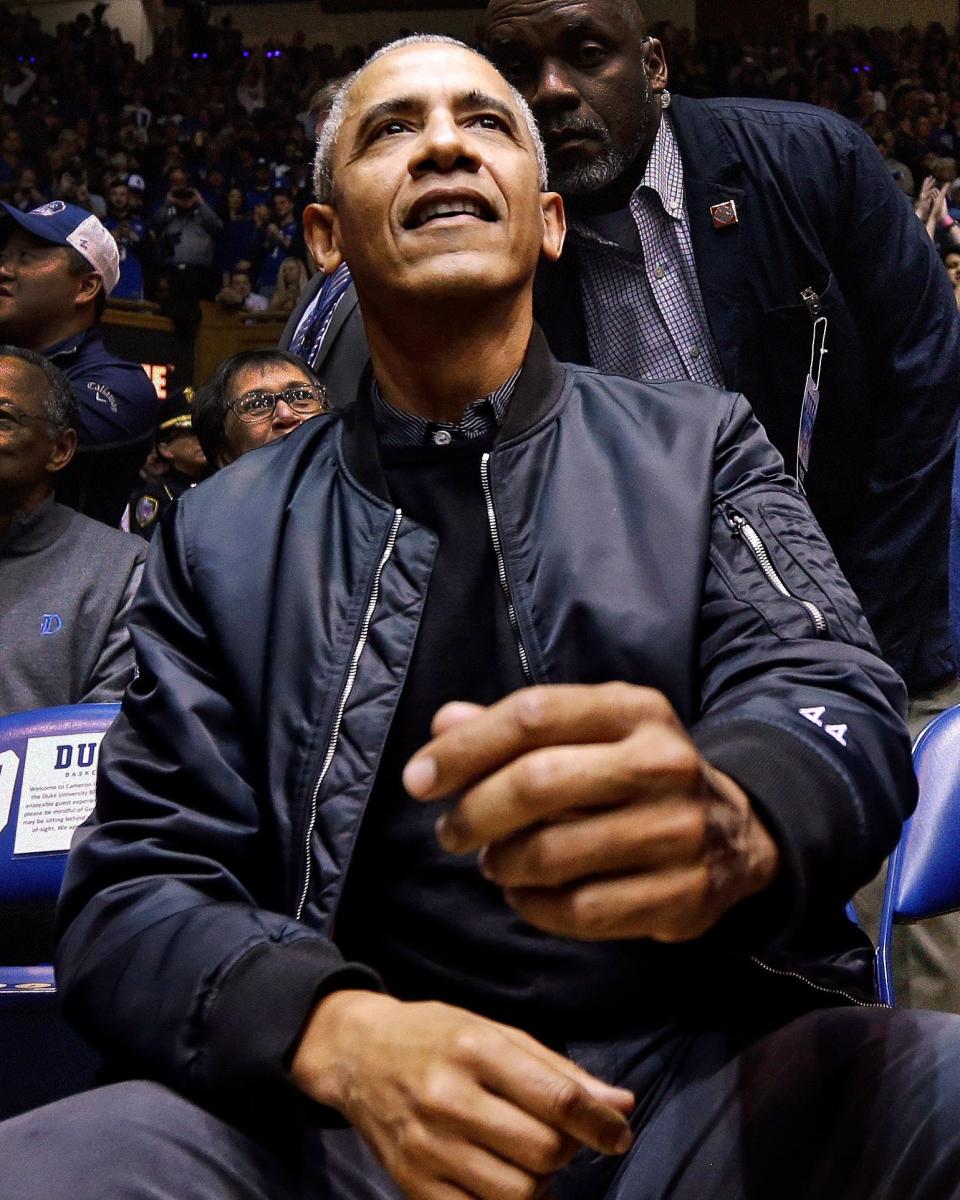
[{"left": 915, "top": 175, "right": 960, "bottom": 245}]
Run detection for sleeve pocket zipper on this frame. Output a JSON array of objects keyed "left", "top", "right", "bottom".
[{"left": 724, "top": 508, "right": 828, "bottom": 638}]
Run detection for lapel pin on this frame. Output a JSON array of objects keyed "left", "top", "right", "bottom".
[{"left": 710, "top": 200, "right": 739, "bottom": 229}]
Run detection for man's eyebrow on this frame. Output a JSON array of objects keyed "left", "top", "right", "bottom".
[
  {"left": 354, "top": 96, "right": 420, "bottom": 144},
  {"left": 459, "top": 89, "right": 521, "bottom": 132}
]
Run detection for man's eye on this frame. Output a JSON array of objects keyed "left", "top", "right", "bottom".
[
  {"left": 496, "top": 55, "right": 532, "bottom": 83},
  {"left": 472, "top": 114, "right": 507, "bottom": 131},
  {"left": 375, "top": 120, "right": 409, "bottom": 139},
  {"left": 573, "top": 41, "right": 607, "bottom": 67}
]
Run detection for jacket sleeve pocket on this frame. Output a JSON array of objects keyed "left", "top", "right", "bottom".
[{"left": 708, "top": 487, "right": 878, "bottom": 651}]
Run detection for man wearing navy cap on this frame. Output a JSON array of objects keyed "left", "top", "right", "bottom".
[{"left": 0, "top": 200, "right": 160, "bottom": 523}]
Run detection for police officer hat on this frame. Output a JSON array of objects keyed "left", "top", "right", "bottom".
[{"left": 155, "top": 387, "right": 196, "bottom": 444}]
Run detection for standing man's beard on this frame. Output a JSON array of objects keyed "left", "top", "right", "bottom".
[
  {"left": 544, "top": 121, "right": 642, "bottom": 194},
  {"left": 542, "top": 74, "right": 655, "bottom": 196}
]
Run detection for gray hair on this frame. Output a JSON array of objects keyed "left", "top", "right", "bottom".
[
  {"left": 0, "top": 344, "right": 77, "bottom": 437},
  {"left": 312, "top": 34, "right": 548, "bottom": 204}
]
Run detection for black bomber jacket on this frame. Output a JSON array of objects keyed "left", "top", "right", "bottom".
[{"left": 56, "top": 330, "right": 914, "bottom": 1124}]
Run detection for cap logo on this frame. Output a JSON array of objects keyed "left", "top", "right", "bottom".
[{"left": 33, "top": 201, "right": 66, "bottom": 217}]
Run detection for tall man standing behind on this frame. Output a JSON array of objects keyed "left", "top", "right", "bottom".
[
  {"left": 481, "top": 0, "right": 960, "bottom": 1013},
  {"left": 482, "top": 0, "right": 960, "bottom": 722}
]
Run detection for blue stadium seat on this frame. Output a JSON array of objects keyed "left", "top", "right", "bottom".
[
  {"left": 876, "top": 705, "right": 960, "bottom": 1005},
  {"left": 0, "top": 704, "right": 119, "bottom": 1118}
]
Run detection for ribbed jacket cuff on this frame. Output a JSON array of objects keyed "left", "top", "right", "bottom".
[
  {"left": 202, "top": 936, "right": 383, "bottom": 1123},
  {"left": 693, "top": 717, "right": 861, "bottom": 944}
]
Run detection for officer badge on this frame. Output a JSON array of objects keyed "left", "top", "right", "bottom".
[
  {"left": 710, "top": 200, "right": 739, "bottom": 229},
  {"left": 135, "top": 496, "right": 159, "bottom": 528}
]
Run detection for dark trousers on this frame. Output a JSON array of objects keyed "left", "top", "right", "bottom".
[{"left": 2, "top": 1006, "right": 960, "bottom": 1199}]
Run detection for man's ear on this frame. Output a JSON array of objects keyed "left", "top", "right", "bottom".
[
  {"left": 74, "top": 270, "right": 103, "bottom": 309},
  {"left": 644, "top": 37, "right": 669, "bottom": 92},
  {"left": 539, "top": 191, "right": 566, "bottom": 263},
  {"left": 303, "top": 203, "right": 344, "bottom": 275},
  {"left": 45, "top": 427, "right": 77, "bottom": 476},
  {"left": 156, "top": 440, "right": 174, "bottom": 464},
  {"left": 215, "top": 444, "right": 235, "bottom": 469}
]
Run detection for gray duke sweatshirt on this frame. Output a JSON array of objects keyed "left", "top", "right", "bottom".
[{"left": 0, "top": 496, "right": 145, "bottom": 716}]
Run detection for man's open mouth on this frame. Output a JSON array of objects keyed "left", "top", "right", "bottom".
[{"left": 405, "top": 195, "right": 496, "bottom": 229}]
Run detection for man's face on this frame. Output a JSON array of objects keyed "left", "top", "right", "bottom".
[
  {"left": 484, "top": 0, "right": 666, "bottom": 195},
  {"left": 221, "top": 360, "right": 323, "bottom": 463},
  {"left": 0, "top": 356, "right": 75, "bottom": 510},
  {"left": 157, "top": 430, "right": 207, "bottom": 478},
  {"left": 0, "top": 230, "right": 89, "bottom": 348},
  {"left": 304, "top": 42, "right": 563, "bottom": 306},
  {"left": 274, "top": 193, "right": 294, "bottom": 221},
  {"left": 230, "top": 272, "right": 252, "bottom": 299},
  {"left": 168, "top": 169, "right": 188, "bottom": 191},
  {"left": 945, "top": 253, "right": 960, "bottom": 287},
  {"left": 109, "top": 184, "right": 129, "bottom": 212}
]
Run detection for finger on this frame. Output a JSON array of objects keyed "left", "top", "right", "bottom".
[
  {"left": 403, "top": 683, "right": 680, "bottom": 802},
  {"left": 426, "top": 1133, "right": 549, "bottom": 1200},
  {"left": 504, "top": 865, "right": 711, "bottom": 943},
  {"left": 436, "top": 724, "right": 701, "bottom": 854},
  {"left": 494, "top": 1025, "right": 636, "bottom": 1118},
  {"left": 479, "top": 798, "right": 707, "bottom": 888},
  {"left": 432, "top": 701, "right": 486, "bottom": 737},
  {"left": 431, "top": 1081, "right": 581, "bottom": 1175},
  {"left": 464, "top": 1035, "right": 634, "bottom": 1156}
]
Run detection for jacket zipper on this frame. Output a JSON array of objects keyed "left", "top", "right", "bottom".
[
  {"left": 295, "top": 509, "right": 403, "bottom": 920},
  {"left": 480, "top": 453, "right": 534, "bottom": 686},
  {"left": 750, "top": 955, "right": 887, "bottom": 1009},
  {"left": 725, "top": 511, "right": 828, "bottom": 637}
]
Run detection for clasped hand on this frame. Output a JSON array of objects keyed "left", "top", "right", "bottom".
[{"left": 403, "top": 682, "right": 779, "bottom": 942}]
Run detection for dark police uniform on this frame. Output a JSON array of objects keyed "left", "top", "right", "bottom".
[
  {"left": 128, "top": 473, "right": 196, "bottom": 541},
  {"left": 125, "top": 389, "right": 202, "bottom": 541}
]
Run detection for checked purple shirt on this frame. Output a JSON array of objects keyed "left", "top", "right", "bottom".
[{"left": 570, "top": 114, "right": 724, "bottom": 389}]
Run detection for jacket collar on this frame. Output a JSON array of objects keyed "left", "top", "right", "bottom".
[
  {"left": 43, "top": 327, "right": 98, "bottom": 362},
  {"left": 339, "top": 324, "right": 567, "bottom": 501}
]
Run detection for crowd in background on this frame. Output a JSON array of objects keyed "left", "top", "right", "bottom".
[{"left": 5, "top": 6, "right": 960, "bottom": 315}]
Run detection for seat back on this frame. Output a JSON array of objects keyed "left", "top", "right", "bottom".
[
  {"left": 876, "top": 705, "right": 960, "bottom": 1004},
  {"left": 0, "top": 705, "right": 118, "bottom": 1116},
  {"left": 0, "top": 704, "right": 120, "bottom": 962}
]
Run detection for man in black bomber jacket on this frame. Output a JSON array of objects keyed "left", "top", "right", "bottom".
[{"left": 5, "top": 34, "right": 960, "bottom": 1200}]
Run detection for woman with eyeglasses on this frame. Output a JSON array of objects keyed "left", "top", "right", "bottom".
[{"left": 192, "top": 348, "right": 328, "bottom": 469}]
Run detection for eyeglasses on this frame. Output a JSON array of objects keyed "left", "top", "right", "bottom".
[
  {"left": 227, "top": 384, "right": 328, "bottom": 424},
  {"left": 0, "top": 401, "right": 56, "bottom": 431}
]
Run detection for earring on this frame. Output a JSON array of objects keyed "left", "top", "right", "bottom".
[{"left": 659, "top": 90, "right": 672, "bottom": 110}]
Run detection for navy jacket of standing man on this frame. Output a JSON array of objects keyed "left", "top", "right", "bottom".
[{"left": 479, "top": 0, "right": 960, "bottom": 696}]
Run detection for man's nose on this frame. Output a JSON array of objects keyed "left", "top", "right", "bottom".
[
  {"left": 409, "top": 113, "right": 482, "bottom": 178},
  {"left": 531, "top": 59, "right": 580, "bottom": 115}
]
